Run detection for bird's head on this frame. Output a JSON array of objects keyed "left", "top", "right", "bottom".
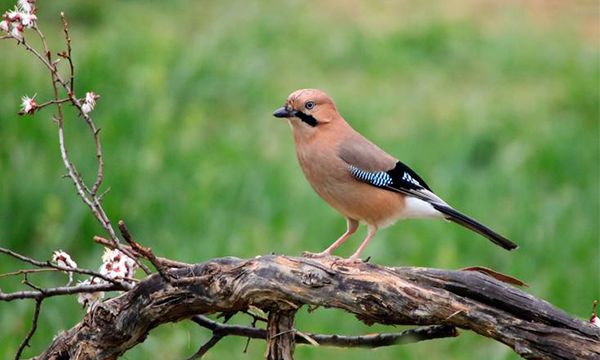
[{"left": 272, "top": 89, "right": 340, "bottom": 135}]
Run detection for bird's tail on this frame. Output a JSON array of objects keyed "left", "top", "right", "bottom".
[{"left": 431, "top": 204, "right": 518, "bottom": 251}]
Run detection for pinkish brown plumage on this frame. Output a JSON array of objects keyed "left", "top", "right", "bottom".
[{"left": 273, "top": 89, "right": 517, "bottom": 261}]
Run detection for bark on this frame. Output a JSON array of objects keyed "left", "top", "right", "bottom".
[
  {"left": 266, "top": 309, "right": 297, "bottom": 360},
  {"left": 35, "top": 255, "right": 600, "bottom": 360}
]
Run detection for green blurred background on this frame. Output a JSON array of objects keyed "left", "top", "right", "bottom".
[{"left": 1, "top": 0, "right": 598, "bottom": 359}]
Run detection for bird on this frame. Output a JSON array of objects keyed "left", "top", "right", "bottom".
[{"left": 272, "top": 88, "right": 518, "bottom": 261}]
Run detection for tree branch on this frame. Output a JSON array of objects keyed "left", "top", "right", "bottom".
[
  {"left": 0, "top": 283, "right": 123, "bottom": 301},
  {"left": 266, "top": 308, "right": 297, "bottom": 360},
  {"left": 15, "top": 299, "right": 42, "bottom": 360},
  {"left": 2, "top": 5, "right": 598, "bottom": 360},
  {"left": 94, "top": 235, "right": 191, "bottom": 268},
  {"left": 189, "top": 315, "right": 457, "bottom": 349},
  {"left": 35, "top": 255, "right": 600, "bottom": 360},
  {"left": 187, "top": 332, "right": 225, "bottom": 360},
  {"left": 0, "top": 247, "right": 130, "bottom": 288}
]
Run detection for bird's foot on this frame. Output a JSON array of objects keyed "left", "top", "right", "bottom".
[
  {"left": 302, "top": 250, "right": 337, "bottom": 258},
  {"left": 342, "top": 256, "right": 366, "bottom": 264},
  {"left": 326, "top": 256, "right": 370, "bottom": 273}
]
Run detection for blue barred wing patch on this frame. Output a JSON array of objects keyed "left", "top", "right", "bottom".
[
  {"left": 349, "top": 161, "right": 432, "bottom": 192},
  {"left": 349, "top": 166, "right": 393, "bottom": 187}
]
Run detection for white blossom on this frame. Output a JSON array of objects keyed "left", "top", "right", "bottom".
[
  {"left": 20, "top": 12, "right": 36, "bottom": 28},
  {"left": 52, "top": 249, "right": 78, "bottom": 285},
  {"left": 17, "top": 0, "right": 35, "bottom": 14},
  {"left": 591, "top": 301, "right": 600, "bottom": 328},
  {"left": 592, "top": 315, "right": 600, "bottom": 328},
  {"left": 52, "top": 249, "right": 78, "bottom": 269},
  {"left": 20, "top": 95, "right": 36, "bottom": 114},
  {"left": 6, "top": 9, "right": 21, "bottom": 21},
  {"left": 100, "top": 248, "right": 137, "bottom": 282},
  {"left": 2, "top": 1, "right": 37, "bottom": 37},
  {"left": 81, "top": 91, "right": 99, "bottom": 115},
  {"left": 85, "top": 91, "right": 98, "bottom": 106},
  {"left": 76, "top": 248, "right": 137, "bottom": 311},
  {"left": 10, "top": 21, "right": 22, "bottom": 41},
  {"left": 81, "top": 103, "right": 93, "bottom": 114}
]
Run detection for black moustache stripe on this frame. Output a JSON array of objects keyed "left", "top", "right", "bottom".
[{"left": 296, "top": 111, "right": 318, "bottom": 127}]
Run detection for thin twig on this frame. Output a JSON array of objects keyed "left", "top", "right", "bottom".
[
  {"left": 14, "top": 299, "right": 43, "bottom": 360},
  {"left": 60, "top": 12, "right": 75, "bottom": 95},
  {"left": 0, "top": 268, "right": 60, "bottom": 279},
  {"left": 22, "top": 275, "right": 45, "bottom": 293},
  {"left": 0, "top": 247, "right": 130, "bottom": 288},
  {"left": 190, "top": 315, "right": 458, "bottom": 349},
  {"left": 97, "top": 186, "right": 111, "bottom": 202},
  {"left": 118, "top": 220, "right": 163, "bottom": 277},
  {"left": 304, "top": 326, "right": 459, "bottom": 348},
  {"left": 36, "top": 97, "right": 71, "bottom": 109},
  {"left": 0, "top": 282, "right": 121, "bottom": 302},
  {"left": 17, "top": 24, "right": 120, "bottom": 247},
  {"left": 14, "top": 14, "right": 151, "bottom": 292},
  {"left": 58, "top": 13, "right": 105, "bottom": 198},
  {"left": 94, "top": 236, "right": 191, "bottom": 268},
  {"left": 242, "top": 312, "right": 263, "bottom": 353},
  {"left": 18, "top": 35, "right": 54, "bottom": 71},
  {"left": 115, "top": 221, "right": 152, "bottom": 275},
  {"left": 17, "top": 98, "right": 71, "bottom": 115},
  {"left": 59, "top": 13, "right": 104, "bottom": 197},
  {"left": 33, "top": 22, "right": 143, "bottom": 272},
  {"left": 187, "top": 333, "right": 225, "bottom": 360},
  {"left": 27, "top": 24, "right": 99, "bottom": 226}
]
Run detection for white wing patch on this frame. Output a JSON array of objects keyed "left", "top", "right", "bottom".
[{"left": 401, "top": 171, "right": 422, "bottom": 187}]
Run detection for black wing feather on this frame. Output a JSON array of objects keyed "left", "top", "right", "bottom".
[
  {"left": 349, "top": 161, "right": 439, "bottom": 203},
  {"left": 348, "top": 161, "right": 518, "bottom": 251},
  {"left": 386, "top": 161, "right": 433, "bottom": 191}
]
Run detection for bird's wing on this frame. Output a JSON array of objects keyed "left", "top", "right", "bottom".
[
  {"left": 338, "top": 134, "right": 518, "bottom": 250},
  {"left": 336, "top": 132, "right": 397, "bottom": 172},
  {"left": 347, "top": 161, "right": 448, "bottom": 206},
  {"left": 337, "top": 134, "right": 444, "bottom": 205}
]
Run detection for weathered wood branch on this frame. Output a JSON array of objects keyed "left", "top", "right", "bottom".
[
  {"left": 266, "top": 309, "right": 297, "bottom": 360},
  {"left": 36, "top": 255, "right": 600, "bottom": 360}
]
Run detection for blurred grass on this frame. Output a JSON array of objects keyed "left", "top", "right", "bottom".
[{"left": 0, "top": 0, "right": 598, "bottom": 359}]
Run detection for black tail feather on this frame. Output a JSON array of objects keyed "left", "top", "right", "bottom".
[{"left": 432, "top": 204, "right": 518, "bottom": 251}]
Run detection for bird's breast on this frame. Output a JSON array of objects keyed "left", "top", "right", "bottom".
[{"left": 295, "top": 143, "right": 408, "bottom": 228}]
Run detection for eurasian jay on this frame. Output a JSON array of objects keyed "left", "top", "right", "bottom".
[{"left": 273, "top": 89, "right": 518, "bottom": 261}]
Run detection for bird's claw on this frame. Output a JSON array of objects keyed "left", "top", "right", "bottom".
[
  {"left": 302, "top": 251, "right": 370, "bottom": 264},
  {"left": 341, "top": 256, "right": 365, "bottom": 264},
  {"left": 302, "top": 251, "right": 333, "bottom": 258}
]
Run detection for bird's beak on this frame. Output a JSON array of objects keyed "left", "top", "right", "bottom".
[{"left": 273, "top": 106, "right": 297, "bottom": 118}]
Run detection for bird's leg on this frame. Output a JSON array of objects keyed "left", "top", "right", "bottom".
[
  {"left": 322, "top": 218, "right": 359, "bottom": 254},
  {"left": 348, "top": 225, "right": 377, "bottom": 262},
  {"left": 303, "top": 218, "right": 358, "bottom": 258}
]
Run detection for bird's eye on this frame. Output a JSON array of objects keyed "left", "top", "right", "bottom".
[{"left": 304, "top": 101, "right": 315, "bottom": 110}]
